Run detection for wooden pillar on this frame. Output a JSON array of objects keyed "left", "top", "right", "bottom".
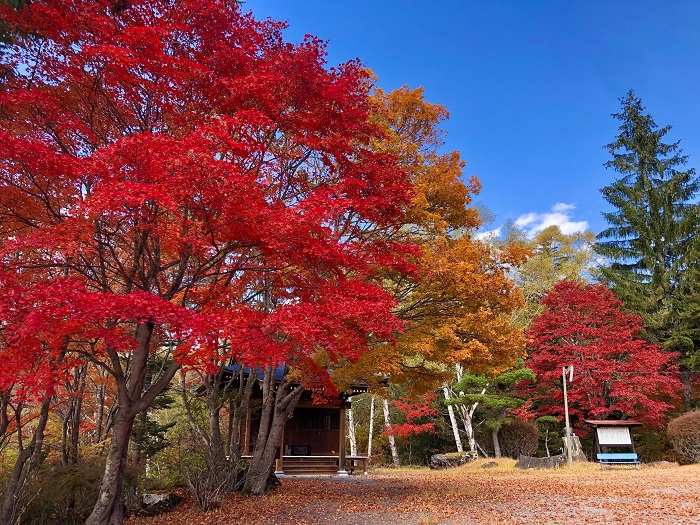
[
  {"left": 275, "top": 426, "right": 285, "bottom": 475},
  {"left": 337, "top": 405, "right": 348, "bottom": 476},
  {"left": 243, "top": 409, "right": 251, "bottom": 456}
]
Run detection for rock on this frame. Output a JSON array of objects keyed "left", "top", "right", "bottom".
[
  {"left": 481, "top": 461, "right": 498, "bottom": 469},
  {"left": 515, "top": 454, "right": 566, "bottom": 470},
  {"left": 140, "top": 493, "right": 182, "bottom": 516},
  {"left": 429, "top": 452, "right": 478, "bottom": 469}
]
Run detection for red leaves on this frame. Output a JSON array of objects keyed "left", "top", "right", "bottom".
[
  {"left": 523, "top": 281, "right": 681, "bottom": 428},
  {"left": 386, "top": 392, "right": 439, "bottom": 439},
  {"left": 0, "top": 0, "right": 415, "bottom": 402}
]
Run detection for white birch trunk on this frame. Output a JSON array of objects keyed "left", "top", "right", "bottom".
[
  {"left": 454, "top": 366, "right": 486, "bottom": 454},
  {"left": 367, "top": 396, "right": 375, "bottom": 457},
  {"left": 347, "top": 398, "right": 357, "bottom": 457},
  {"left": 382, "top": 398, "right": 400, "bottom": 466},
  {"left": 442, "top": 385, "right": 464, "bottom": 452},
  {"left": 457, "top": 402, "right": 478, "bottom": 453}
]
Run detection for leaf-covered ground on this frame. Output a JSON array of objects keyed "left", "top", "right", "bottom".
[{"left": 128, "top": 461, "right": 700, "bottom": 524}]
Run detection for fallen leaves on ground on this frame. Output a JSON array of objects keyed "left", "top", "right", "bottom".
[{"left": 127, "top": 461, "right": 700, "bottom": 525}]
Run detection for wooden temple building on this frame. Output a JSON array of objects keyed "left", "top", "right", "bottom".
[{"left": 229, "top": 365, "right": 369, "bottom": 476}]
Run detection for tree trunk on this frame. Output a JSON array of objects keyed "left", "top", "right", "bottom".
[
  {"left": 228, "top": 369, "right": 256, "bottom": 465},
  {"left": 86, "top": 322, "right": 180, "bottom": 525},
  {"left": 442, "top": 385, "right": 463, "bottom": 453},
  {"left": 544, "top": 428, "right": 550, "bottom": 457},
  {"left": 242, "top": 371, "right": 303, "bottom": 495},
  {"left": 85, "top": 411, "right": 135, "bottom": 525},
  {"left": 0, "top": 397, "right": 51, "bottom": 525},
  {"left": 347, "top": 398, "right": 357, "bottom": 457},
  {"left": 367, "top": 396, "right": 375, "bottom": 457},
  {"left": 454, "top": 366, "right": 483, "bottom": 454},
  {"left": 382, "top": 398, "right": 400, "bottom": 466},
  {"left": 207, "top": 394, "right": 227, "bottom": 465},
  {"left": 679, "top": 368, "right": 695, "bottom": 412},
  {"left": 491, "top": 425, "right": 501, "bottom": 458}
]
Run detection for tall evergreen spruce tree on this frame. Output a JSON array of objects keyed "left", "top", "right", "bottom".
[{"left": 597, "top": 91, "right": 700, "bottom": 409}]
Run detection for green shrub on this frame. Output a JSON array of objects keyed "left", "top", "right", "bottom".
[
  {"left": 499, "top": 419, "right": 538, "bottom": 459},
  {"left": 16, "top": 458, "right": 140, "bottom": 525},
  {"left": 667, "top": 410, "right": 700, "bottom": 464}
]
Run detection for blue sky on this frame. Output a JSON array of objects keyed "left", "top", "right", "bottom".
[{"left": 246, "top": 1, "right": 700, "bottom": 237}]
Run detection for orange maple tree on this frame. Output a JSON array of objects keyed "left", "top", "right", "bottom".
[{"left": 336, "top": 86, "right": 528, "bottom": 394}]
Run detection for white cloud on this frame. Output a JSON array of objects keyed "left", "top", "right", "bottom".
[
  {"left": 552, "top": 202, "right": 575, "bottom": 213},
  {"left": 515, "top": 202, "right": 589, "bottom": 238},
  {"left": 475, "top": 226, "right": 502, "bottom": 241}
]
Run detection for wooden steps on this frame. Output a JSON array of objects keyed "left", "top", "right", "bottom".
[{"left": 280, "top": 456, "right": 339, "bottom": 476}]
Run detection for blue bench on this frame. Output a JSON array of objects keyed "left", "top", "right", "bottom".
[{"left": 597, "top": 452, "right": 640, "bottom": 470}]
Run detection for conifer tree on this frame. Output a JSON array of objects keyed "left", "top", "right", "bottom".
[
  {"left": 597, "top": 91, "right": 700, "bottom": 408},
  {"left": 447, "top": 365, "right": 535, "bottom": 458}
]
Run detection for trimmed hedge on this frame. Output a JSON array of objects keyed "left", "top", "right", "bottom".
[{"left": 667, "top": 410, "right": 700, "bottom": 464}]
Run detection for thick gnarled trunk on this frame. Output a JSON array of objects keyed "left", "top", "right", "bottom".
[
  {"left": 86, "top": 322, "right": 179, "bottom": 525},
  {"left": 242, "top": 369, "right": 303, "bottom": 495}
]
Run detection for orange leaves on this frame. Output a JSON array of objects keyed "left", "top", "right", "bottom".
[
  {"left": 331, "top": 86, "right": 527, "bottom": 393},
  {"left": 370, "top": 86, "right": 480, "bottom": 235},
  {"left": 125, "top": 466, "right": 700, "bottom": 525}
]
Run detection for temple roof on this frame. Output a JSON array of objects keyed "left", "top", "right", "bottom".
[{"left": 584, "top": 420, "right": 643, "bottom": 428}]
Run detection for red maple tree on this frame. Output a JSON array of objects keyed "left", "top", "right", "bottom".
[
  {"left": 387, "top": 392, "right": 439, "bottom": 439},
  {"left": 0, "top": 0, "right": 413, "bottom": 519},
  {"left": 522, "top": 281, "right": 680, "bottom": 430}
]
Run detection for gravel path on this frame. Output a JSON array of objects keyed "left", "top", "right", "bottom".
[{"left": 128, "top": 463, "right": 700, "bottom": 525}]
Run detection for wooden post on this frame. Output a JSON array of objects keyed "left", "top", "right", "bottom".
[
  {"left": 243, "top": 409, "right": 251, "bottom": 456},
  {"left": 275, "top": 426, "right": 285, "bottom": 476},
  {"left": 337, "top": 405, "right": 348, "bottom": 476},
  {"left": 562, "top": 366, "right": 573, "bottom": 469}
]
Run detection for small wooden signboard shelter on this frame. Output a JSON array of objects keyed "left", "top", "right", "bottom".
[{"left": 585, "top": 420, "right": 642, "bottom": 469}]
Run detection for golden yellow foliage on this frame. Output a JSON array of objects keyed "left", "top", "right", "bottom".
[{"left": 336, "top": 85, "right": 528, "bottom": 394}]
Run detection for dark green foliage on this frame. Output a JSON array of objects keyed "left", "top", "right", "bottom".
[
  {"left": 450, "top": 367, "right": 536, "bottom": 415},
  {"left": 498, "top": 419, "right": 539, "bottom": 459},
  {"left": 13, "top": 458, "right": 140, "bottom": 525},
  {"left": 132, "top": 415, "right": 177, "bottom": 460},
  {"left": 670, "top": 255, "right": 700, "bottom": 373},
  {"left": 597, "top": 91, "right": 700, "bottom": 407},
  {"left": 133, "top": 361, "right": 177, "bottom": 461},
  {"left": 633, "top": 428, "right": 676, "bottom": 463},
  {"left": 447, "top": 365, "right": 535, "bottom": 457},
  {"left": 536, "top": 415, "right": 563, "bottom": 457},
  {"left": 597, "top": 92, "right": 700, "bottom": 339}
]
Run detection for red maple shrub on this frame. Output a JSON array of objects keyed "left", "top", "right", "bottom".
[
  {"left": 387, "top": 392, "right": 439, "bottom": 439},
  {"left": 522, "top": 281, "right": 680, "bottom": 430}
]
